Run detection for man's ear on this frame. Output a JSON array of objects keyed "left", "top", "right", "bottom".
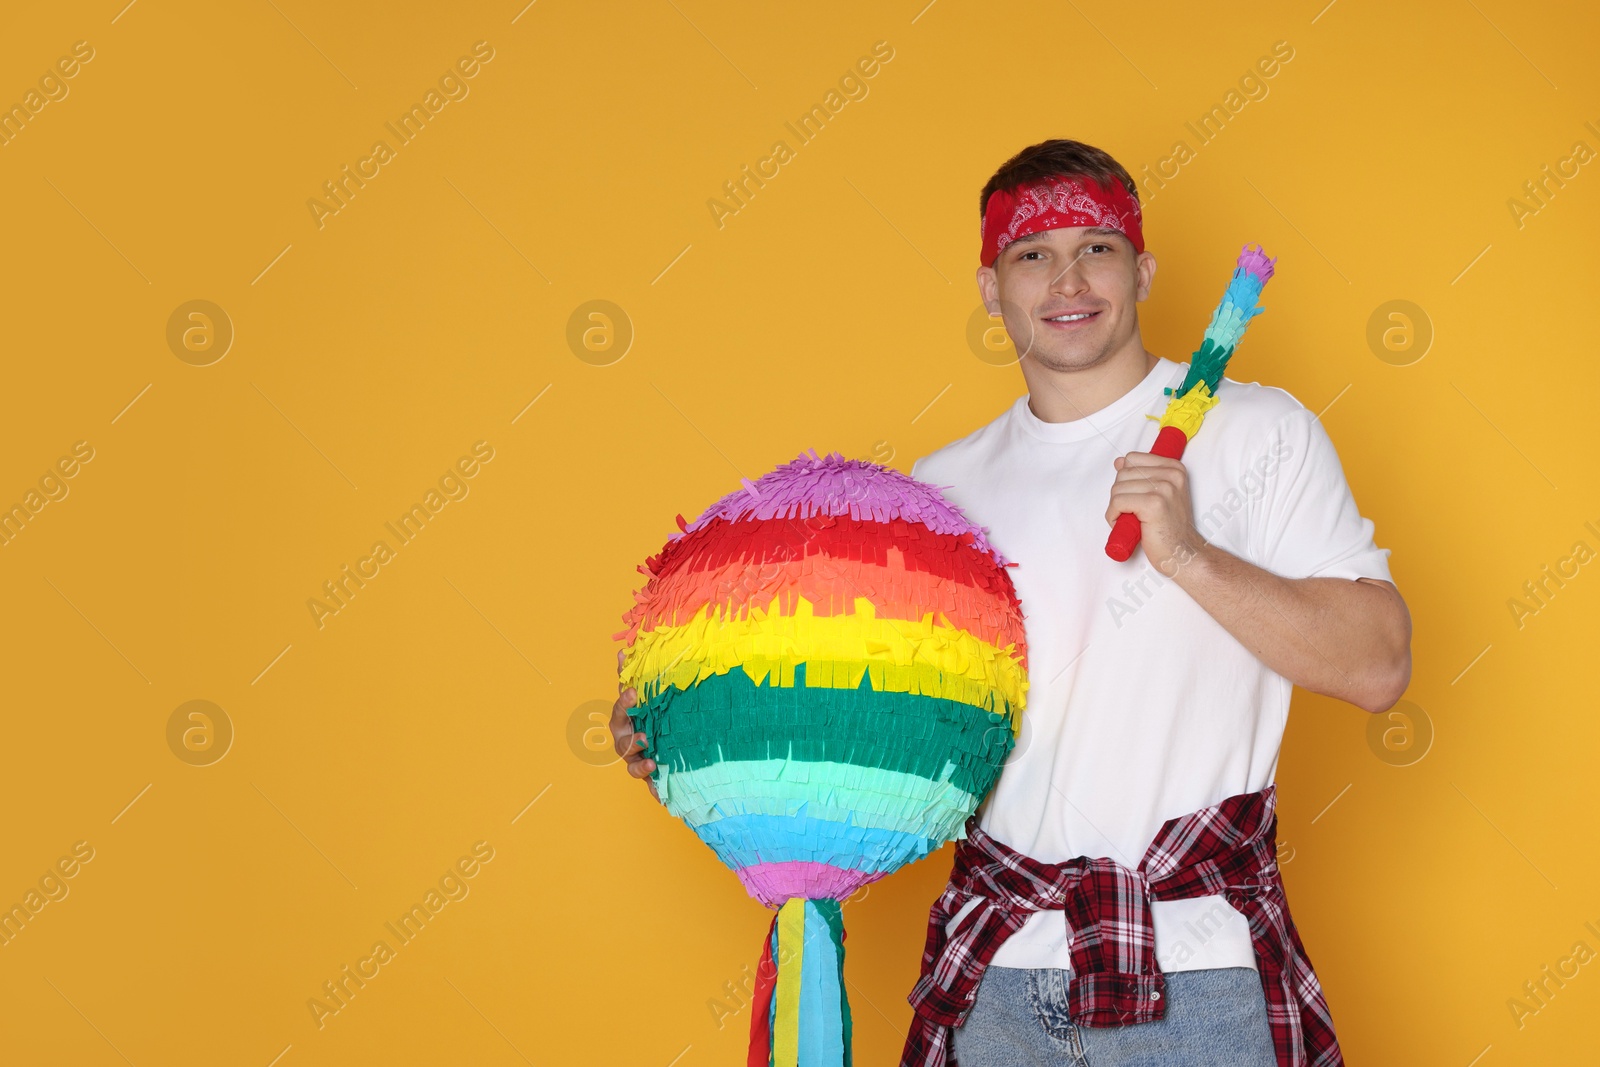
[
  {"left": 1134, "top": 250, "right": 1157, "bottom": 302},
  {"left": 976, "top": 263, "right": 999, "bottom": 313}
]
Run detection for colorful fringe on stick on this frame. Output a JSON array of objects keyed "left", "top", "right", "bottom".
[
  {"left": 615, "top": 451, "right": 1029, "bottom": 1067},
  {"left": 1105, "top": 242, "right": 1278, "bottom": 562}
]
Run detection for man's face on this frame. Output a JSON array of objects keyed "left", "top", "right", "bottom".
[{"left": 976, "top": 225, "right": 1157, "bottom": 372}]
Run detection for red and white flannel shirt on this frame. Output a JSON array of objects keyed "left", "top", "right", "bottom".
[{"left": 900, "top": 784, "right": 1342, "bottom": 1067}]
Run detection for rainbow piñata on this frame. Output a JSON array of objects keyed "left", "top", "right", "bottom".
[{"left": 615, "top": 449, "right": 1029, "bottom": 1067}]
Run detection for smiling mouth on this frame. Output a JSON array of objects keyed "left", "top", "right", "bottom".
[{"left": 1043, "top": 311, "right": 1101, "bottom": 326}]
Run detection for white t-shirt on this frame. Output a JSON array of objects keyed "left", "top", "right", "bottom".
[{"left": 911, "top": 356, "right": 1393, "bottom": 972}]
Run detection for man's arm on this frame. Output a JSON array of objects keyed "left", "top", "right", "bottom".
[
  {"left": 1107, "top": 451, "right": 1412, "bottom": 713},
  {"left": 1171, "top": 546, "right": 1410, "bottom": 713}
]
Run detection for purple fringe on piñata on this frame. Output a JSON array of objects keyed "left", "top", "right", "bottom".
[{"left": 675, "top": 449, "right": 1012, "bottom": 567}]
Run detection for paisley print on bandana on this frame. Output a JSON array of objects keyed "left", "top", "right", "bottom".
[{"left": 980, "top": 174, "right": 1144, "bottom": 266}]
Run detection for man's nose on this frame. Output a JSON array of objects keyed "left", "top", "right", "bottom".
[{"left": 1049, "top": 255, "right": 1090, "bottom": 295}]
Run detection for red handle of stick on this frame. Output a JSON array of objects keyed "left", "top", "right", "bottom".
[{"left": 1105, "top": 425, "right": 1190, "bottom": 561}]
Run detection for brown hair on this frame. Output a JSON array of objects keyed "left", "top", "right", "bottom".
[{"left": 978, "top": 138, "right": 1140, "bottom": 219}]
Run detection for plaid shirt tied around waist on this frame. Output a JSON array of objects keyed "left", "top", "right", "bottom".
[{"left": 900, "top": 784, "right": 1343, "bottom": 1067}]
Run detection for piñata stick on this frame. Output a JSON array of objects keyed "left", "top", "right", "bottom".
[{"left": 1105, "top": 243, "right": 1278, "bottom": 562}]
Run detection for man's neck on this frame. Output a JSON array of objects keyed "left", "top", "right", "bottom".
[{"left": 1021, "top": 346, "right": 1161, "bottom": 424}]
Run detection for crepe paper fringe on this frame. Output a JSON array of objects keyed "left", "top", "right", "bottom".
[
  {"left": 636, "top": 664, "right": 1014, "bottom": 800},
  {"left": 691, "top": 812, "right": 944, "bottom": 888},
  {"left": 738, "top": 862, "right": 886, "bottom": 910},
  {"left": 613, "top": 515, "right": 1028, "bottom": 665},
  {"left": 619, "top": 597, "right": 1028, "bottom": 722},
  {"left": 1234, "top": 242, "right": 1277, "bottom": 287},
  {"left": 1171, "top": 242, "right": 1277, "bottom": 401},
  {"left": 1150, "top": 242, "right": 1277, "bottom": 447},
  {"left": 676, "top": 449, "right": 1013, "bottom": 569},
  {"left": 664, "top": 758, "right": 981, "bottom": 843},
  {"left": 1155, "top": 382, "right": 1216, "bottom": 439},
  {"left": 750, "top": 922, "right": 780, "bottom": 1067},
  {"left": 749, "top": 899, "right": 852, "bottom": 1067}
]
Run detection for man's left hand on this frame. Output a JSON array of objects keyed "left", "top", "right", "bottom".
[{"left": 1105, "top": 451, "right": 1206, "bottom": 574}]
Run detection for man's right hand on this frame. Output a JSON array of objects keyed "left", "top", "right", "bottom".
[{"left": 611, "top": 648, "right": 661, "bottom": 803}]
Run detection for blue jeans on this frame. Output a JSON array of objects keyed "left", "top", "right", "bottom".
[{"left": 950, "top": 965, "right": 1278, "bottom": 1066}]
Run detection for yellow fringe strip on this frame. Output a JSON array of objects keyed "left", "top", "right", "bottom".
[
  {"left": 620, "top": 595, "right": 1028, "bottom": 727},
  {"left": 1154, "top": 380, "right": 1218, "bottom": 438},
  {"left": 774, "top": 899, "right": 805, "bottom": 1067}
]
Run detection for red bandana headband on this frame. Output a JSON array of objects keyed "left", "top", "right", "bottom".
[{"left": 980, "top": 173, "right": 1144, "bottom": 267}]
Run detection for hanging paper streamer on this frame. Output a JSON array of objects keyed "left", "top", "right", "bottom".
[
  {"left": 615, "top": 450, "right": 1029, "bottom": 1067},
  {"left": 1105, "top": 242, "right": 1278, "bottom": 561}
]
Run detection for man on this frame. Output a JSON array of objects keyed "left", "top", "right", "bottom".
[
  {"left": 900, "top": 139, "right": 1408, "bottom": 1066},
  {"left": 614, "top": 138, "right": 1410, "bottom": 1066}
]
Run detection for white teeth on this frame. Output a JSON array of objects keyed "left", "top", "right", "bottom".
[{"left": 1049, "top": 313, "right": 1094, "bottom": 322}]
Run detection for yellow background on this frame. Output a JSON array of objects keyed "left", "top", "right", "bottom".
[{"left": 0, "top": 1, "right": 1595, "bottom": 1064}]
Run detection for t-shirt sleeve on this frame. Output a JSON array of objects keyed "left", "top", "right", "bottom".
[{"left": 1246, "top": 407, "right": 1394, "bottom": 583}]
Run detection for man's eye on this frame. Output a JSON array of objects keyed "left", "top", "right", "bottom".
[
  {"left": 1019, "top": 250, "right": 1042, "bottom": 261},
  {"left": 1089, "top": 243, "right": 1112, "bottom": 253}
]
